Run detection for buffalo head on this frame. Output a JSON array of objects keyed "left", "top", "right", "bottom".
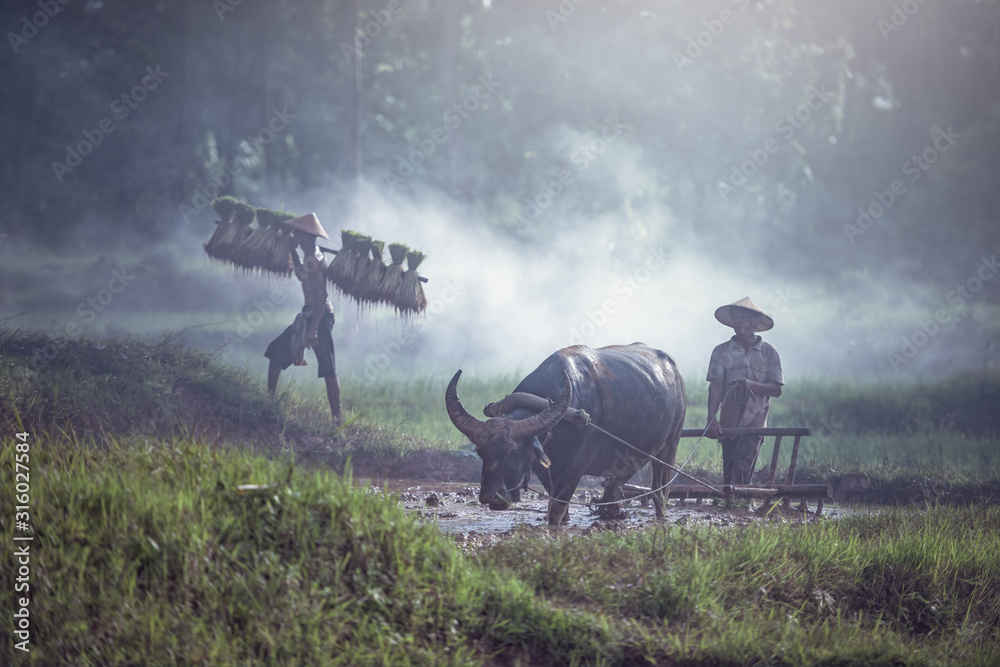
[{"left": 445, "top": 370, "right": 571, "bottom": 510}]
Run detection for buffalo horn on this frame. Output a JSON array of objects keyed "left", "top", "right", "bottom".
[
  {"left": 445, "top": 370, "right": 486, "bottom": 443},
  {"left": 508, "top": 372, "right": 573, "bottom": 442}
]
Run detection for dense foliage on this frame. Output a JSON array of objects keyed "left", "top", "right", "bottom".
[{"left": 2, "top": 0, "right": 998, "bottom": 289}]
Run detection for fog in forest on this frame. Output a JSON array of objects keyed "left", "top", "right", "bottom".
[{"left": 2, "top": 0, "right": 998, "bottom": 387}]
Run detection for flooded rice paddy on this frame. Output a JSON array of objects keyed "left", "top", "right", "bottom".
[{"left": 371, "top": 479, "right": 854, "bottom": 551}]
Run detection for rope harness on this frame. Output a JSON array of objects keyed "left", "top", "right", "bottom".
[{"left": 526, "top": 381, "right": 753, "bottom": 509}]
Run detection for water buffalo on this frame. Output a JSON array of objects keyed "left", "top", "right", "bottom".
[{"left": 445, "top": 343, "right": 687, "bottom": 525}]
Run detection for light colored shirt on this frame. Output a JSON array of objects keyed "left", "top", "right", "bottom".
[{"left": 707, "top": 336, "right": 784, "bottom": 429}]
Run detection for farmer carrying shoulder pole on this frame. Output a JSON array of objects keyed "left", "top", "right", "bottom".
[
  {"left": 264, "top": 213, "right": 342, "bottom": 423},
  {"left": 705, "top": 297, "right": 784, "bottom": 485}
]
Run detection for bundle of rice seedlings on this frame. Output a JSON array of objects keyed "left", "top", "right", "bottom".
[
  {"left": 227, "top": 202, "right": 258, "bottom": 269},
  {"left": 212, "top": 196, "right": 240, "bottom": 222},
  {"left": 350, "top": 235, "right": 372, "bottom": 303},
  {"left": 241, "top": 207, "right": 296, "bottom": 276},
  {"left": 203, "top": 196, "right": 241, "bottom": 261},
  {"left": 399, "top": 250, "right": 428, "bottom": 315},
  {"left": 237, "top": 218, "right": 271, "bottom": 272},
  {"left": 204, "top": 197, "right": 255, "bottom": 266},
  {"left": 326, "top": 230, "right": 367, "bottom": 298},
  {"left": 267, "top": 211, "right": 297, "bottom": 275},
  {"left": 378, "top": 242, "right": 409, "bottom": 309},
  {"left": 360, "top": 240, "right": 386, "bottom": 304}
]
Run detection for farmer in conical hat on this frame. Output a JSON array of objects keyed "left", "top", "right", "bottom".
[
  {"left": 704, "top": 297, "right": 784, "bottom": 487},
  {"left": 264, "top": 213, "right": 342, "bottom": 423}
]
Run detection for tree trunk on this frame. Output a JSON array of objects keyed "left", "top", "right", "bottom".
[
  {"left": 442, "top": 1, "right": 464, "bottom": 196},
  {"left": 342, "top": 0, "right": 363, "bottom": 224}
]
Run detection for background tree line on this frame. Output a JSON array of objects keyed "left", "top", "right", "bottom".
[{"left": 1, "top": 0, "right": 998, "bottom": 363}]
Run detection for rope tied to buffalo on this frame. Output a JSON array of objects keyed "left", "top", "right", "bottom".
[{"left": 528, "top": 382, "right": 752, "bottom": 509}]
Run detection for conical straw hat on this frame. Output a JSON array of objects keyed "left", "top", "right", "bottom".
[
  {"left": 714, "top": 296, "right": 774, "bottom": 331},
  {"left": 283, "top": 212, "right": 330, "bottom": 239}
]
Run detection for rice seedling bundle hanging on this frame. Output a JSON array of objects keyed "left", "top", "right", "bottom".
[
  {"left": 240, "top": 207, "right": 296, "bottom": 276},
  {"left": 234, "top": 218, "right": 269, "bottom": 273},
  {"left": 326, "top": 230, "right": 369, "bottom": 299},
  {"left": 399, "top": 250, "right": 428, "bottom": 315},
  {"left": 203, "top": 197, "right": 303, "bottom": 277},
  {"left": 324, "top": 232, "right": 428, "bottom": 314},
  {"left": 267, "top": 211, "right": 297, "bottom": 274},
  {"left": 360, "top": 240, "right": 386, "bottom": 304},
  {"left": 349, "top": 235, "right": 373, "bottom": 303},
  {"left": 203, "top": 196, "right": 241, "bottom": 261},
  {"left": 213, "top": 196, "right": 239, "bottom": 223},
  {"left": 378, "top": 242, "right": 409, "bottom": 309},
  {"left": 222, "top": 201, "right": 257, "bottom": 268}
]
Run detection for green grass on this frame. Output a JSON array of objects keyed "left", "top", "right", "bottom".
[
  {"left": 775, "top": 375, "right": 1000, "bottom": 435},
  {"left": 0, "top": 329, "right": 454, "bottom": 474},
  {"left": 340, "top": 371, "right": 525, "bottom": 445},
  {"left": 2, "top": 433, "right": 998, "bottom": 666},
  {"left": 0, "top": 328, "right": 297, "bottom": 442},
  {"left": 2, "top": 327, "right": 999, "bottom": 490},
  {"left": 483, "top": 507, "right": 1000, "bottom": 665},
  {"left": 1, "top": 433, "right": 481, "bottom": 666}
]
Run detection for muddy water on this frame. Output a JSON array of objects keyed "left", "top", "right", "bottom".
[{"left": 372, "top": 479, "right": 850, "bottom": 541}]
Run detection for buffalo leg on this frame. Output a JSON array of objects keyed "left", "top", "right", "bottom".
[
  {"left": 546, "top": 475, "right": 582, "bottom": 526},
  {"left": 546, "top": 497, "right": 571, "bottom": 526}
]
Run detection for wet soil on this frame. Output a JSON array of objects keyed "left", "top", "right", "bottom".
[{"left": 370, "top": 478, "right": 849, "bottom": 551}]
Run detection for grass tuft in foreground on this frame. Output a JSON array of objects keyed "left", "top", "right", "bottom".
[{"left": 2, "top": 433, "right": 999, "bottom": 666}]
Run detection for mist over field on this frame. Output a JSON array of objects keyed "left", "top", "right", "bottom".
[{"left": 2, "top": 0, "right": 998, "bottom": 388}]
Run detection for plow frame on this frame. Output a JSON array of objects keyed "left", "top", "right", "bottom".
[{"left": 652, "top": 427, "right": 832, "bottom": 515}]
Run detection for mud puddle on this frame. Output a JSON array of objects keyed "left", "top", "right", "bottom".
[{"left": 368, "top": 478, "right": 851, "bottom": 546}]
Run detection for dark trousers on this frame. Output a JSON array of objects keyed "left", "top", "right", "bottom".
[{"left": 721, "top": 434, "right": 763, "bottom": 485}]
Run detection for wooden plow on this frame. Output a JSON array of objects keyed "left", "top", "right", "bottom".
[
  {"left": 630, "top": 427, "right": 831, "bottom": 515},
  {"left": 484, "top": 393, "right": 830, "bottom": 515}
]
